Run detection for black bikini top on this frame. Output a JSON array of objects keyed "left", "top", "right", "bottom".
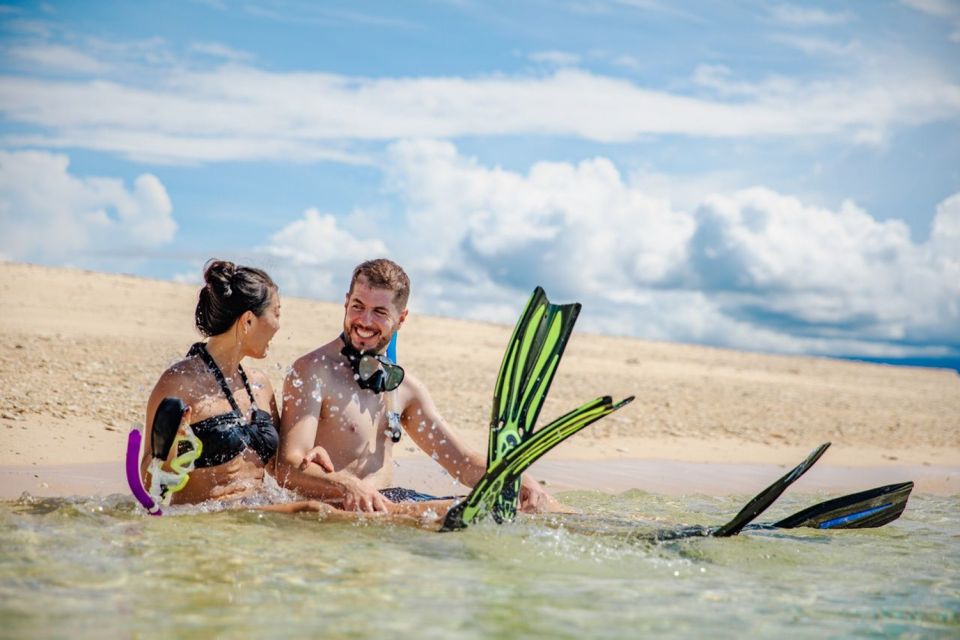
[{"left": 186, "top": 342, "right": 278, "bottom": 468}]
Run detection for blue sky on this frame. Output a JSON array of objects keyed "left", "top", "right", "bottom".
[{"left": 1, "top": 0, "right": 958, "bottom": 368}]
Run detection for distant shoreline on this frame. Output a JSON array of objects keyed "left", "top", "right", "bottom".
[
  {"left": 4, "top": 260, "right": 957, "bottom": 373},
  {"left": 2, "top": 457, "right": 956, "bottom": 501}
]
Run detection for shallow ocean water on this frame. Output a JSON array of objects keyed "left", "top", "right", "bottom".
[{"left": 1, "top": 490, "right": 957, "bottom": 639}]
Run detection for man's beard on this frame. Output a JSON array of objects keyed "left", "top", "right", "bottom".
[{"left": 344, "top": 322, "right": 393, "bottom": 354}]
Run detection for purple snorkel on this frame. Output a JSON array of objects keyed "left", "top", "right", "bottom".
[{"left": 126, "top": 429, "right": 162, "bottom": 515}]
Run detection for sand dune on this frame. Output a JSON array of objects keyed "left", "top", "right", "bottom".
[{"left": 1, "top": 262, "right": 957, "bottom": 496}]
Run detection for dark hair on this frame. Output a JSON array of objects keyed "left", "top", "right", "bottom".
[
  {"left": 195, "top": 259, "right": 277, "bottom": 337},
  {"left": 349, "top": 258, "right": 410, "bottom": 310}
]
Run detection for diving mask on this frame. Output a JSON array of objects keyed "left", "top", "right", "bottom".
[{"left": 340, "top": 334, "right": 405, "bottom": 393}]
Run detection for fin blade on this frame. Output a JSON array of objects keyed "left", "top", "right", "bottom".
[
  {"left": 492, "top": 396, "right": 632, "bottom": 521},
  {"left": 488, "top": 288, "right": 581, "bottom": 468},
  {"left": 711, "top": 442, "right": 831, "bottom": 537},
  {"left": 771, "top": 481, "right": 914, "bottom": 529},
  {"left": 441, "top": 396, "right": 633, "bottom": 531}
]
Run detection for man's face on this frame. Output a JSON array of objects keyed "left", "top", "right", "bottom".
[{"left": 343, "top": 278, "right": 407, "bottom": 353}]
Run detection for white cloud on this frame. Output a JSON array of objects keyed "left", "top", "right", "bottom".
[
  {"left": 263, "top": 141, "right": 959, "bottom": 359},
  {"left": 902, "top": 0, "right": 960, "bottom": 42},
  {"left": 529, "top": 50, "right": 581, "bottom": 67},
  {"left": 0, "top": 150, "right": 176, "bottom": 260},
  {"left": 259, "top": 208, "right": 388, "bottom": 301},
  {"left": 189, "top": 41, "right": 255, "bottom": 62},
  {"left": 4, "top": 43, "right": 111, "bottom": 73},
  {"left": 769, "top": 5, "right": 853, "bottom": 27},
  {"left": 769, "top": 33, "right": 860, "bottom": 57},
  {"left": 1, "top": 51, "right": 958, "bottom": 163},
  {"left": 685, "top": 189, "right": 960, "bottom": 346}
]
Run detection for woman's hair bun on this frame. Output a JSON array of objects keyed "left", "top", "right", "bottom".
[
  {"left": 203, "top": 260, "right": 237, "bottom": 297},
  {"left": 195, "top": 259, "right": 276, "bottom": 337}
]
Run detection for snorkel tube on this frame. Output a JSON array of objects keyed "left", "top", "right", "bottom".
[
  {"left": 126, "top": 429, "right": 162, "bottom": 515},
  {"left": 385, "top": 333, "right": 402, "bottom": 442},
  {"left": 386, "top": 332, "right": 397, "bottom": 363}
]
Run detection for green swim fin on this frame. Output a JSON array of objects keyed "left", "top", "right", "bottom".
[
  {"left": 487, "top": 286, "right": 582, "bottom": 522},
  {"left": 441, "top": 395, "right": 634, "bottom": 531}
]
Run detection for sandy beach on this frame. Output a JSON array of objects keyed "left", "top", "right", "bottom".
[{"left": 1, "top": 261, "right": 958, "bottom": 498}]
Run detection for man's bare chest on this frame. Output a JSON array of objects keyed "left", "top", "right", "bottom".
[{"left": 317, "top": 390, "right": 387, "bottom": 447}]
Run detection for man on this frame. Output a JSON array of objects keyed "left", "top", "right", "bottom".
[{"left": 278, "top": 258, "right": 556, "bottom": 513}]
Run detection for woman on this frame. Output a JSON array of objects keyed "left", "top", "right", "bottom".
[
  {"left": 141, "top": 260, "right": 328, "bottom": 513},
  {"left": 141, "top": 260, "right": 453, "bottom": 520}
]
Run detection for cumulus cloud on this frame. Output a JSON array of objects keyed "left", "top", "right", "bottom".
[
  {"left": 264, "top": 141, "right": 959, "bottom": 360},
  {"left": 0, "top": 150, "right": 176, "bottom": 260},
  {"left": 686, "top": 189, "right": 959, "bottom": 348},
  {"left": 259, "top": 208, "right": 388, "bottom": 301}
]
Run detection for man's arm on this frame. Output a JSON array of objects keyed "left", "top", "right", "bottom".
[
  {"left": 277, "top": 357, "right": 389, "bottom": 512},
  {"left": 400, "top": 375, "right": 556, "bottom": 512}
]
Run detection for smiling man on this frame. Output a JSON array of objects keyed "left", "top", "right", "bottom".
[{"left": 278, "top": 258, "right": 557, "bottom": 512}]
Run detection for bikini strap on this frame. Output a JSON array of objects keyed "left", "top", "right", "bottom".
[
  {"left": 236, "top": 363, "right": 259, "bottom": 411},
  {"left": 187, "top": 342, "right": 258, "bottom": 416}
]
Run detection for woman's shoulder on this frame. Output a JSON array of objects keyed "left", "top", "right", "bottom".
[{"left": 150, "top": 354, "right": 208, "bottom": 400}]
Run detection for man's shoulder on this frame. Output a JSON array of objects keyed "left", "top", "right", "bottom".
[
  {"left": 398, "top": 369, "right": 432, "bottom": 402},
  {"left": 290, "top": 339, "right": 342, "bottom": 374}
]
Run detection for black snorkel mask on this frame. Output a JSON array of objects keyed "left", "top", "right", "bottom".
[{"left": 339, "top": 333, "right": 405, "bottom": 394}]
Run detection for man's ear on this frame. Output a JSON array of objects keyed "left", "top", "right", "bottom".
[{"left": 396, "top": 308, "right": 408, "bottom": 329}]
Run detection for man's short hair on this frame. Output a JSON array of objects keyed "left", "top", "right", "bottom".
[{"left": 349, "top": 259, "right": 410, "bottom": 310}]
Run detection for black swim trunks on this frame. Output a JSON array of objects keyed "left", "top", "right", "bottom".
[{"left": 379, "top": 487, "right": 461, "bottom": 503}]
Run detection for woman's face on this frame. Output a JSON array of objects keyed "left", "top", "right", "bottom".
[{"left": 244, "top": 289, "right": 280, "bottom": 359}]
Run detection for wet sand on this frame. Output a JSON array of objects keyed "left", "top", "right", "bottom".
[{"left": 1, "top": 261, "right": 958, "bottom": 499}]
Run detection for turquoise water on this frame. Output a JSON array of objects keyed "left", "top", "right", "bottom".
[{"left": 1, "top": 490, "right": 957, "bottom": 639}]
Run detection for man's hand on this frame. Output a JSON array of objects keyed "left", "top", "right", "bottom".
[
  {"left": 298, "top": 445, "right": 335, "bottom": 473},
  {"left": 518, "top": 475, "right": 552, "bottom": 513},
  {"left": 341, "top": 477, "right": 390, "bottom": 513}
]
